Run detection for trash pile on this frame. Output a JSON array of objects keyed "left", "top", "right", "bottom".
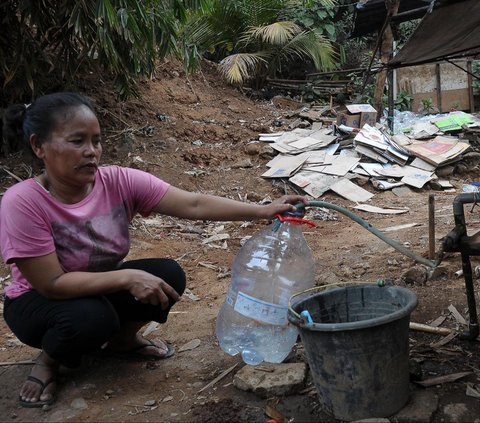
[{"left": 258, "top": 104, "right": 480, "bottom": 203}]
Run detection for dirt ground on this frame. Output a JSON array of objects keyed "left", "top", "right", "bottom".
[{"left": 0, "top": 59, "right": 479, "bottom": 422}]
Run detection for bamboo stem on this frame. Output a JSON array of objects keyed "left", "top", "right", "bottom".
[{"left": 410, "top": 322, "right": 453, "bottom": 335}]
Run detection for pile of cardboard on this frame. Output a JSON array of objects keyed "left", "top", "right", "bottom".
[{"left": 259, "top": 105, "right": 480, "bottom": 203}]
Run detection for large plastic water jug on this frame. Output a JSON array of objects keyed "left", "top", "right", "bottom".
[{"left": 216, "top": 218, "right": 315, "bottom": 365}]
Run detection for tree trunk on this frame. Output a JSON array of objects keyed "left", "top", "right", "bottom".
[{"left": 373, "top": 0, "right": 400, "bottom": 116}]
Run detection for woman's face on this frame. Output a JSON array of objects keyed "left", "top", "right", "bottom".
[{"left": 33, "top": 105, "right": 102, "bottom": 187}]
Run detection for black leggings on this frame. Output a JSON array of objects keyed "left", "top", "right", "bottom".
[{"left": 3, "top": 258, "right": 186, "bottom": 368}]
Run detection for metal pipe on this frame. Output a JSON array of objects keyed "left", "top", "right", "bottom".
[
  {"left": 429, "top": 194, "right": 435, "bottom": 260},
  {"left": 451, "top": 193, "right": 479, "bottom": 340}
]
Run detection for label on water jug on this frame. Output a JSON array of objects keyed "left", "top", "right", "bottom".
[{"left": 234, "top": 291, "right": 288, "bottom": 325}]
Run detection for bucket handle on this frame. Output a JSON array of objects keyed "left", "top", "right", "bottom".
[{"left": 288, "top": 279, "right": 386, "bottom": 322}]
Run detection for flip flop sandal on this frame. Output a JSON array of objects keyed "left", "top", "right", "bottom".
[
  {"left": 19, "top": 375, "right": 56, "bottom": 408},
  {"left": 128, "top": 340, "right": 175, "bottom": 360},
  {"left": 101, "top": 339, "right": 176, "bottom": 360}
]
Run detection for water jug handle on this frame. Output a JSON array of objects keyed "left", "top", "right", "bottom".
[{"left": 275, "top": 213, "right": 316, "bottom": 228}]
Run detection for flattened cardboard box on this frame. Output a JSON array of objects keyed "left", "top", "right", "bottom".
[{"left": 337, "top": 104, "right": 377, "bottom": 128}]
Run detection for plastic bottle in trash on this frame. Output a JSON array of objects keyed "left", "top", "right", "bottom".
[{"left": 216, "top": 217, "right": 315, "bottom": 365}]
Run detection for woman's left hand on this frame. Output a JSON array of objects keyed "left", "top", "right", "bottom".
[{"left": 259, "top": 194, "right": 309, "bottom": 219}]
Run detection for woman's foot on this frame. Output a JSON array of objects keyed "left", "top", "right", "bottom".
[
  {"left": 19, "top": 351, "right": 58, "bottom": 407},
  {"left": 107, "top": 334, "right": 175, "bottom": 359}
]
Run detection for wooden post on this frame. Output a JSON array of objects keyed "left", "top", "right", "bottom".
[
  {"left": 388, "top": 68, "right": 395, "bottom": 132},
  {"left": 373, "top": 0, "right": 400, "bottom": 117},
  {"left": 467, "top": 59, "right": 475, "bottom": 113},
  {"left": 429, "top": 194, "right": 435, "bottom": 260},
  {"left": 435, "top": 63, "right": 442, "bottom": 112}
]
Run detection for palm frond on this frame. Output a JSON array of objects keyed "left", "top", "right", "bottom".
[
  {"left": 244, "top": 21, "right": 302, "bottom": 46},
  {"left": 219, "top": 52, "right": 268, "bottom": 84},
  {"left": 278, "top": 30, "right": 336, "bottom": 70}
]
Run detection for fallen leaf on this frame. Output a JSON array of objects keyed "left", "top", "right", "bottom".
[
  {"left": 184, "top": 288, "right": 200, "bottom": 301},
  {"left": 448, "top": 304, "right": 468, "bottom": 326},
  {"left": 202, "top": 234, "right": 230, "bottom": 244},
  {"left": 142, "top": 322, "right": 159, "bottom": 337},
  {"left": 178, "top": 339, "right": 201, "bottom": 352},
  {"left": 415, "top": 371, "right": 473, "bottom": 387},
  {"left": 466, "top": 383, "right": 480, "bottom": 399}
]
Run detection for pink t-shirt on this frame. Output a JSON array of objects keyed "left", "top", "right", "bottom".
[{"left": 0, "top": 165, "right": 170, "bottom": 299}]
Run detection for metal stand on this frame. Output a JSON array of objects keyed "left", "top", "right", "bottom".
[{"left": 442, "top": 193, "right": 480, "bottom": 340}]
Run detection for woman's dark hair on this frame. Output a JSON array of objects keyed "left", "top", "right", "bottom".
[{"left": 2, "top": 92, "right": 95, "bottom": 152}]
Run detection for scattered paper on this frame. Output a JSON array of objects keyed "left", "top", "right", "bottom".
[
  {"left": 410, "top": 157, "right": 437, "bottom": 171},
  {"left": 371, "top": 179, "right": 405, "bottom": 190},
  {"left": 321, "top": 156, "right": 360, "bottom": 177},
  {"left": 289, "top": 171, "right": 339, "bottom": 198},
  {"left": 401, "top": 166, "right": 434, "bottom": 188},
  {"left": 330, "top": 179, "right": 374, "bottom": 203},
  {"left": 262, "top": 154, "right": 306, "bottom": 178},
  {"left": 354, "top": 204, "right": 409, "bottom": 214},
  {"left": 404, "top": 136, "right": 470, "bottom": 167},
  {"left": 381, "top": 223, "right": 422, "bottom": 232}
]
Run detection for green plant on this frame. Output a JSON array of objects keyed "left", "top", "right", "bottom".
[
  {"left": 0, "top": 1, "right": 209, "bottom": 103},
  {"left": 473, "top": 60, "right": 480, "bottom": 96},
  {"left": 184, "top": 0, "right": 337, "bottom": 86},
  {"left": 450, "top": 101, "right": 461, "bottom": 111},
  {"left": 395, "top": 90, "right": 413, "bottom": 111},
  {"left": 419, "top": 97, "right": 436, "bottom": 114}
]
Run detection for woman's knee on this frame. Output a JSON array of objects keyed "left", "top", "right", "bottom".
[
  {"left": 55, "top": 297, "right": 120, "bottom": 343},
  {"left": 163, "top": 259, "right": 186, "bottom": 296},
  {"left": 121, "top": 258, "right": 186, "bottom": 296}
]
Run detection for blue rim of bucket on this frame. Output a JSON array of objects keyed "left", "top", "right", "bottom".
[{"left": 288, "top": 285, "right": 418, "bottom": 332}]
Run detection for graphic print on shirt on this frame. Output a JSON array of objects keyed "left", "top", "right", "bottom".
[{"left": 52, "top": 202, "right": 130, "bottom": 272}]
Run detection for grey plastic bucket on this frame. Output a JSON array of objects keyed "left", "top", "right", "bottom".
[{"left": 288, "top": 284, "right": 417, "bottom": 421}]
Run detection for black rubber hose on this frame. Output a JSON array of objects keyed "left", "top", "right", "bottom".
[{"left": 296, "top": 200, "right": 439, "bottom": 269}]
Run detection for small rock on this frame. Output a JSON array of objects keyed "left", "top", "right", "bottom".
[
  {"left": 428, "top": 180, "right": 444, "bottom": 190},
  {"left": 442, "top": 403, "right": 469, "bottom": 423},
  {"left": 402, "top": 266, "right": 428, "bottom": 285},
  {"left": 435, "top": 165, "right": 455, "bottom": 177},
  {"left": 245, "top": 143, "right": 261, "bottom": 155},
  {"left": 428, "top": 265, "right": 449, "bottom": 281},
  {"left": 144, "top": 399, "right": 156, "bottom": 407},
  {"left": 233, "top": 362, "right": 307, "bottom": 398},
  {"left": 392, "top": 390, "right": 438, "bottom": 422},
  {"left": 455, "top": 163, "right": 470, "bottom": 175},
  {"left": 392, "top": 186, "right": 413, "bottom": 197},
  {"left": 352, "top": 419, "right": 390, "bottom": 423},
  {"left": 231, "top": 159, "right": 253, "bottom": 169},
  {"left": 259, "top": 144, "right": 275, "bottom": 158},
  {"left": 227, "top": 105, "right": 240, "bottom": 113},
  {"left": 192, "top": 381, "right": 204, "bottom": 389},
  {"left": 71, "top": 397, "right": 88, "bottom": 410}
]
